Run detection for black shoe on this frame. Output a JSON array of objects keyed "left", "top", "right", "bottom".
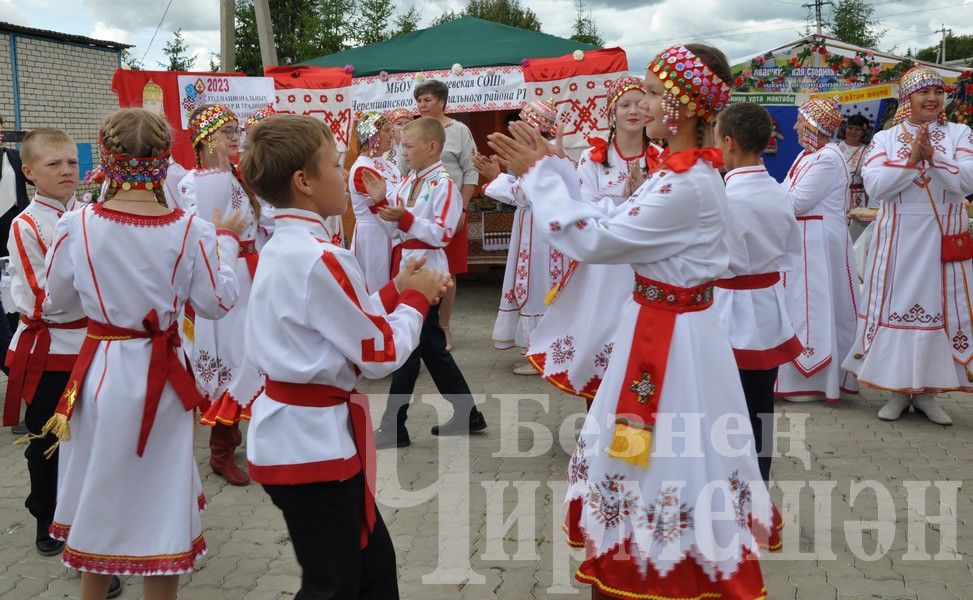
[
  {"left": 431, "top": 410, "right": 487, "bottom": 436},
  {"left": 105, "top": 575, "right": 123, "bottom": 598},
  {"left": 11, "top": 421, "right": 27, "bottom": 435},
  {"left": 374, "top": 426, "right": 410, "bottom": 449},
  {"left": 36, "top": 522, "right": 64, "bottom": 557}
]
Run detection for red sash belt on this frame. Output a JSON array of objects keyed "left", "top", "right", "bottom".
[
  {"left": 390, "top": 239, "right": 437, "bottom": 278},
  {"left": 2, "top": 316, "right": 88, "bottom": 426},
  {"left": 715, "top": 272, "right": 781, "bottom": 290},
  {"left": 264, "top": 379, "right": 376, "bottom": 549},
  {"left": 609, "top": 275, "right": 714, "bottom": 468},
  {"left": 239, "top": 239, "right": 258, "bottom": 280},
  {"left": 796, "top": 215, "right": 823, "bottom": 221},
  {"left": 52, "top": 310, "right": 203, "bottom": 457}
]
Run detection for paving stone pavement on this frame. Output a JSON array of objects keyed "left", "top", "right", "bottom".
[{"left": 0, "top": 275, "right": 970, "bottom": 599}]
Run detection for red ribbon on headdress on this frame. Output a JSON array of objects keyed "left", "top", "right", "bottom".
[{"left": 587, "top": 137, "right": 609, "bottom": 163}]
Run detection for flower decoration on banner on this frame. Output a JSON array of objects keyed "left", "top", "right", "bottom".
[
  {"left": 379, "top": 70, "right": 389, "bottom": 82},
  {"left": 573, "top": 50, "right": 585, "bottom": 61},
  {"left": 947, "top": 69, "right": 973, "bottom": 125},
  {"left": 520, "top": 59, "right": 530, "bottom": 68},
  {"left": 452, "top": 63, "right": 463, "bottom": 75},
  {"left": 344, "top": 64, "right": 355, "bottom": 74},
  {"left": 733, "top": 36, "right": 918, "bottom": 91},
  {"left": 415, "top": 72, "right": 427, "bottom": 82}
]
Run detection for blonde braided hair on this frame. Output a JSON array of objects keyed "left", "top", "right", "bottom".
[{"left": 99, "top": 108, "right": 172, "bottom": 205}]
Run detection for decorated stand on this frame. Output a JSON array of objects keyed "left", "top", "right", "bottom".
[{"left": 730, "top": 35, "right": 964, "bottom": 182}]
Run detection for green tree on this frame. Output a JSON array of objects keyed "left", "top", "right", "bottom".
[
  {"left": 394, "top": 5, "right": 422, "bottom": 36},
  {"left": 235, "top": 0, "right": 322, "bottom": 75},
  {"left": 357, "top": 0, "right": 395, "bottom": 44},
  {"left": 916, "top": 34, "right": 973, "bottom": 63},
  {"left": 827, "top": 0, "right": 886, "bottom": 48},
  {"left": 570, "top": 0, "right": 602, "bottom": 47},
  {"left": 315, "top": 0, "right": 357, "bottom": 55},
  {"left": 433, "top": 0, "right": 542, "bottom": 31},
  {"left": 159, "top": 28, "right": 194, "bottom": 71},
  {"left": 121, "top": 48, "right": 143, "bottom": 70}
]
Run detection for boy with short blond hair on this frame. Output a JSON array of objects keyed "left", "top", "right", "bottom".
[
  {"left": 364, "top": 115, "right": 487, "bottom": 448},
  {"left": 242, "top": 114, "right": 449, "bottom": 599},
  {"left": 3, "top": 128, "right": 89, "bottom": 558},
  {"left": 713, "top": 102, "right": 803, "bottom": 482}
]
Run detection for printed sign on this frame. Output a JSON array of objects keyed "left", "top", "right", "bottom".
[
  {"left": 352, "top": 66, "right": 527, "bottom": 113},
  {"left": 177, "top": 75, "right": 276, "bottom": 128}
]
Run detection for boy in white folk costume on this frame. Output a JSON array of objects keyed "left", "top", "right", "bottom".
[
  {"left": 489, "top": 43, "right": 779, "bottom": 600},
  {"left": 475, "top": 98, "right": 566, "bottom": 374},
  {"left": 349, "top": 111, "right": 399, "bottom": 293},
  {"left": 242, "top": 114, "right": 449, "bottom": 599},
  {"left": 713, "top": 102, "right": 803, "bottom": 483},
  {"left": 776, "top": 97, "right": 861, "bottom": 403},
  {"left": 180, "top": 104, "right": 264, "bottom": 486},
  {"left": 844, "top": 66, "right": 973, "bottom": 424},
  {"left": 42, "top": 108, "right": 243, "bottom": 600},
  {"left": 363, "top": 116, "right": 488, "bottom": 448},
  {"left": 525, "top": 77, "right": 654, "bottom": 403}
]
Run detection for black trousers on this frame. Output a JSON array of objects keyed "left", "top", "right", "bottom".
[
  {"left": 24, "top": 371, "right": 70, "bottom": 525},
  {"left": 383, "top": 303, "right": 475, "bottom": 429},
  {"left": 263, "top": 473, "right": 399, "bottom": 600},
  {"left": 738, "top": 367, "right": 778, "bottom": 484}
]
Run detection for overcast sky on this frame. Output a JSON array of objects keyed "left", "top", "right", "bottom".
[{"left": 1, "top": 0, "right": 970, "bottom": 71}]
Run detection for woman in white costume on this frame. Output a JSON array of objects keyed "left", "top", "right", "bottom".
[
  {"left": 844, "top": 66, "right": 973, "bottom": 424},
  {"left": 776, "top": 98, "right": 861, "bottom": 403},
  {"left": 43, "top": 108, "right": 241, "bottom": 600},
  {"left": 179, "top": 104, "right": 262, "bottom": 486},
  {"left": 525, "top": 76, "right": 654, "bottom": 402},
  {"left": 477, "top": 99, "right": 566, "bottom": 373},
  {"left": 489, "top": 43, "right": 778, "bottom": 600},
  {"left": 349, "top": 111, "right": 399, "bottom": 293}
]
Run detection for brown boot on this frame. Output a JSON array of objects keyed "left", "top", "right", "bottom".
[{"left": 209, "top": 423, "right": 250, "bottom": 486}]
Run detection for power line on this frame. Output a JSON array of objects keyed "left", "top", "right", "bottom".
[{"left": 140, "top": 0, "right": 176, "bottom": 64}]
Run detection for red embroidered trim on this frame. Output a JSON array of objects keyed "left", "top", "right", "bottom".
[
  {"left": 92, "top": 204, "right": 185, "bottom": 228},
  {"left": 62, "top": 534, "right": 206, "bottom": 575}
]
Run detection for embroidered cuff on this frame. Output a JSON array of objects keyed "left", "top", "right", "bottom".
[
  {"left": 216, "top": 228, "right": 241, "bottom": 241},
  {"left": 397, "top": 211, "right": 415, "bottom": 232},
  {"left": 368, "top": 200, "right": 389, "bottom": 214},
  {"left": 929, "top": 157, "right": 960, "bottom": 175},
  {"left": 398, "top": 289, "right": 430, "bottom": 318}
]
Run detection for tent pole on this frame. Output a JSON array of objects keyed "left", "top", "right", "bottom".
[
  {"left": 254, "top": 0, "right": 278, "bottom": 69},
  {"left": 220, "top": 0, "right": 236, "bottom": 72}
]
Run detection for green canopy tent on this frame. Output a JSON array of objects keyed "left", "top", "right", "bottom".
[{"left": 301, "top": 16, "right": 597, "bottom": 75}]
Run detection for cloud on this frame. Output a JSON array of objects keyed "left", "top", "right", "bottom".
[
  {"left": 81, "top": 0, "right": 218, "bottom": 34},
  {"left": 90, "top": 22, "right": 132, "bottom": 45},
  {"left": 0, "top": 0, "right": 31, "bottom": 26}
]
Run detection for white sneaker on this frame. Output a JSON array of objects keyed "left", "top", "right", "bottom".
[
  {"left": 782, "top": 395, "right": 821, "bottom": 403},
  {"left": 513, "top": 362, "right": 538, "bottom": 376},
  {"left": 911, "top": 395, "right": 952, "bottom": 425},
  {"left": 877, "top": 394, "right": 911, "bottom": 421}
]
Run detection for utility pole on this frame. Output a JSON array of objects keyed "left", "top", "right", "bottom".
[
  {"left": 937, "top": 24, "right": 950, "bottom": 64},
  {"left": 802, "top": 0, "right": 832, "bottom": 36},
  {"left": 253, "top": 0, "right": 278, "bottom": 70},
  {"left": 219, "top": 0, "right": 235, "bottom": 72}
]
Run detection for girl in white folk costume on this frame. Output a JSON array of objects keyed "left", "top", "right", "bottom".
[
  {"left": 844, "top": 67, "right": 973, "bottom": 424},
  {"left": 41, "top": 109, "right": 242, "bottom": 600},
  {"left": 179, "top": 104, "right": 264, "bottom": 486},
  {"left": 489, "top": 44, "right": 779, "bottom": 599},
  {"left": 776, "top": 97, "right": 861, "bottom": 403},
  {"left": 838, "top": 113, "right": 873, "bottom": 211},
  {"left": 349, "top": 111, "right": 399, "bottom": 292},
  {"left": 525, "top": 77, "right": 655, "bottom": 402},
  {"left": 385, "top": 107, "right": 414, "bottom": 178},
  {"left": 476, "top": 98, "right": 566, "bottom": 373}
]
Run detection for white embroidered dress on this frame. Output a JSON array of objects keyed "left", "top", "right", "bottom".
[
  {"left": 46, "top": 204, "right": 239, "bottom": 575},
  {"left": 179, "top": 169, "right": 264, "bottom": 416},
  {"left": 526, "top": 142, "right": 646, "bottom": 399},
  {"left": 487, "top": 173, "right": 566, "bottom": 349},
  {"left": 776, "top": 144, "right": 861, "bottom": 401},
  {"left": 521, "top": 153, "right": 774, "bottom": 597},
  {"left": 843, "top": 121, "right": 973, "bottom": 392},
  {"left": 349, "top": 154, "right": 398, "bottom": 293}
]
